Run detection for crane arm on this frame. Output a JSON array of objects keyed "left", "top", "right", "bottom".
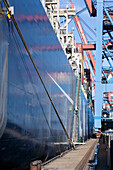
[{"left": 70, "top": 1, "right": 95, "bottom": 74}]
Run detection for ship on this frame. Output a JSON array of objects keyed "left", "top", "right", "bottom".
[{"left": 0, "top": 0, "right": 94, "bottom": 169}]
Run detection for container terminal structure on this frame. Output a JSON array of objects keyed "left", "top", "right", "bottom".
[{"left": 0, "top": 0, "right": 113, "bottom": 169}]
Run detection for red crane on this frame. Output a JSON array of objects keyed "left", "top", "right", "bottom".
[
  {"left": 70, "top": 1, "right": 95, "bottom": 86},
  {"left": 84, "top": 0, "right": 96, "bottom": 17}
]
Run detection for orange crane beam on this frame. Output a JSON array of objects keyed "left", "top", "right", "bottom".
[
  {"left": 84, "top": 0, "right": 96, "bottom": 16},
  {"left": 83, "top": 44, "right": 96, "bottom": 50},
  {"left": 83, "top": 42, "right": 113, "bottom": 50},
  {"left": 70, "top": 1, "right": 95, "bottom": 74}
]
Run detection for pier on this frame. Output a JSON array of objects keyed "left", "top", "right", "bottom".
[{"left": 41, "top": 139, "right": 98, "bottom": 170}]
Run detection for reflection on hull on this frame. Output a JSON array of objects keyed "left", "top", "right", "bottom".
[
  {"left": 0, "top": 122, "right": 67, "bottom": 169},
  {"left": 0, "top": 0, "right": 94, "bottom": 169}
]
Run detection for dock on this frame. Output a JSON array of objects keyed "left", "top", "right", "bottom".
[{"left": 42, "top": 139, "right": 98, "bottom": 170}]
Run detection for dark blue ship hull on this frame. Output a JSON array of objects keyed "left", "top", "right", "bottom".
[{"left": 0, "top": 0, "right": 93, "bottom": 169}]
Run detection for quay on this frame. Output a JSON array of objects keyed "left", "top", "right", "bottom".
[{"left": 41, "top": 139, "right": 98, "bottom": 170}]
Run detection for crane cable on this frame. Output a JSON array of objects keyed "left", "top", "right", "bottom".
[{"left": 3, "top": 0, "right": 74, "bottom": 148}]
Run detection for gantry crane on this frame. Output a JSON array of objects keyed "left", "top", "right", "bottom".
[
  {"left": 70, "top": 0, "right": 95, "bottom": 86},
  {"left": 70, "top": 0, "right": 113, "bottom": 131},
  {"left": 94, "top": 0, "right": 113, "bottom": 131}
]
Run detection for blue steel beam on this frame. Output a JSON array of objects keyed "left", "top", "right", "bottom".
[
  {"left": 107, "top": 31, "right": 113, "bottom": 39},
  {"left": 103, "top": 42, "right": 113, "bottom": 61},
  {"left": 103, "top": 51, "right": 113, "bottom": 69},
  {"left": 95, "top": 81, "right": 113, "bottom": 131},
  {"left": 105, "top": 6, "right": 113, "bottom": 8},
  {"left": 102, "top": 69, "right": 108, "bottom": 80},
  {"left": 104, "top": 7, "right": 113, "bottom": 26},
  {"left": 104, "top": 1, "right": 113, "bottom": 3},
  {"left": 103, "top": 84, "right": 113, "bottom": 92},
  {"left": 95, "top": 0, "right": 103, "bottom": 131},
  {"left": 95, "top": 0, "right": 113, "bottom": 131}
]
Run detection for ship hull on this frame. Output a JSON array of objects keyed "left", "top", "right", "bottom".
[{"left": 0, "top": 0, "right": 93, "bottom": 169}]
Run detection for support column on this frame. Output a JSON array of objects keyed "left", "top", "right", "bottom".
[{"left": 94, "top": 0, "right": 103, "bottom": 131}]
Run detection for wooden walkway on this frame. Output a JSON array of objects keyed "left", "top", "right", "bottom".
[{"left": 42, "top": 139, "right": 98, "bottom": 170}]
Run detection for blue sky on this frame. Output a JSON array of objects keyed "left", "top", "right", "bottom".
[
  {"left": 60, "top": 1, "right": 113, "bottom": 68},
  {"left": 60, "top": 0, "right": 97, "bottom": 44},
  {"left": 60, "top": 0, "right": 97, "bottom": 80}
]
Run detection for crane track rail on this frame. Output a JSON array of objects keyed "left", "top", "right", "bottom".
[
  {"left": 75, "top": 139, "right": 99, "bottom": 170},
  {"left": 41, "top": 139, "right": 99, "bottom": 170}
]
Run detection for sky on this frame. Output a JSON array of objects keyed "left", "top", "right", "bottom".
[
  {"left": 60, "top": 0, "right": 97, "bottom": 44},
  {"left": 59, "top": 0, "right": 113, "bottom": 99},
  {"left": 60, "top": 0, "right": 97, "bottom": 84},
  {"left": 60, "top": 0, "right": 113, "bottom": 72}
]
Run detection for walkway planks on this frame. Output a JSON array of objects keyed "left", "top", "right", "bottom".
[{"left": 42, "top": 139, "right": 98, "bottom": 170}]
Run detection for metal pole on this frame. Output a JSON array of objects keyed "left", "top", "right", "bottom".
[{"left": 94, "top": 0, "right": 104, "bottom": 131}]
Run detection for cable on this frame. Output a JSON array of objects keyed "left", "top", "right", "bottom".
[
  {"left": 60, "top": 7, "right": 87, "bottom": 25},
  {"left": 3, "top": 0, "right": 74, "bottom": 147}
]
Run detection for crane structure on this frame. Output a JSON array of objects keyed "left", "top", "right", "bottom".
[
  {"left": 41, "top": 0, "right": 113, "bottom": 133},
  {"left": 94, "top": 0, "right": 113, "bottom": 131},
  {"left": 70, "top": 1, "right": 95, "bottom": 87},
  {"left": 71, "top": 0, "right": 113, "bottom": 131},
  {"left": 41, "top": 0, "right": 82, "bottom": 77}
]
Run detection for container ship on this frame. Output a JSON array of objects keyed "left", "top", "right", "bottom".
[{"left": 0, "top": 0, "right": 94, "bottom": 169}]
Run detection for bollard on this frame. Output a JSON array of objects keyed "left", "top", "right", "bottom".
[{"left": 30, "top": 160, "right": 42, "bottom": 170}]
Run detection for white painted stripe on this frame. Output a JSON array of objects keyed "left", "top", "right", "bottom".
[{"left": 47, "top": 73, "right": 74, "bottom": 105}]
